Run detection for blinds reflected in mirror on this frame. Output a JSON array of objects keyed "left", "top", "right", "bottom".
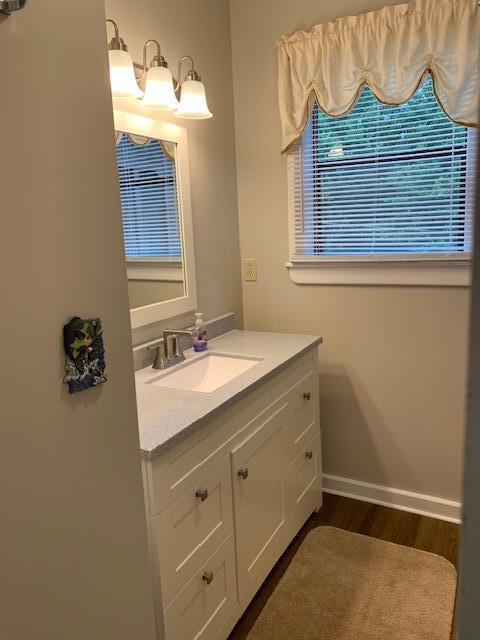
[
  {"left": 116, "top": 134, "right": 181, "bottom": 259},
  {"left": 289, "top": 76, "right": 476, "bottom": 260}
]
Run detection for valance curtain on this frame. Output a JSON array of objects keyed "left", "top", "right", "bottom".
[
  {"left": 114, "top": 132, "right": 176, "bottom": 162},
  {"left": 277, "top": 0, "right": 480, "bottom": 152}
]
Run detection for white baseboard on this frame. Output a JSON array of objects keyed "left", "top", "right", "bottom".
[{"left": 323, "top": 474, "right": 462, "bottom": 524}]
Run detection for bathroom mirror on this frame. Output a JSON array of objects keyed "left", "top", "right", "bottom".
[{"left": 113, "top": 111, "right": 197, "bottom": 329}]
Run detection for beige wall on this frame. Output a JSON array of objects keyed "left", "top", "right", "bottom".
[
  {"left": 0, "top": 2, "right": 156, "bottom": 639},
  {"left": 230, "top": 0, "right": 469, "bottom": 502},
  {"left": 105, "top": 0, "right": 243, "bottom": 345}
]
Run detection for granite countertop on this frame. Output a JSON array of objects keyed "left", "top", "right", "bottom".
[{"left": 135, "top": 330, "right": 322, "bottom": 460}]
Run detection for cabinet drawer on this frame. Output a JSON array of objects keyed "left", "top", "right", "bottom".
[
  {"left": 163, "top": 535, "right": 237, "bottom": 640},
  {"left": 285, "top": 370, "right": 319, "bottom": 460},
  {"left": 288, "top": 434, "right": 322, "bottom": 532},
  {"left": 153, "top": 457, "right": 233, "bottom": 606}
]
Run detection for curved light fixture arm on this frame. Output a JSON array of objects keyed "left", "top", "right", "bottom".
[
  {"left": 0, "top": 0, "right": 27, "bottom": 15},
  {"left": 140, "top": 39, "right": 163, "bottom": 80},
  {"left": 106, "top": 18, "right": 129, "bottom": 53},
  {"left": 174, "top": 56, "right": 197, "bottom": 93},
  {"left": 105, "top": 18, "right": 120, "bottom": 41}
]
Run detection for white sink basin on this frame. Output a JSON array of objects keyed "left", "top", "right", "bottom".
[{"left": 148, "top": 353, "right": 263, "bottom": 393}]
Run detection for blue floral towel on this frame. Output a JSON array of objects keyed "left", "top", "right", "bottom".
[{"left": 63, "top": 317, "right": 107, "bottom": 394}]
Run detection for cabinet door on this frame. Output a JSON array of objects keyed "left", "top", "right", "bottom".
[{"left": 231, "top": 403, "right": 288, "bottom": 599}]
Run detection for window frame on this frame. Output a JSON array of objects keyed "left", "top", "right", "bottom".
[{"left": 286, "top": 97, "right": 476, "bottom": 287}]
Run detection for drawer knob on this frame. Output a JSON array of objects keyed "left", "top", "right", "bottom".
[
  {"left": 305, "top": 450, "right": 313, "bottom": 460},
  {"left": 237, "top": 467, "right": 249, "bottom": 480},
  {"left": 202, "top": 571, "right": 214, "bottom": 585},
  {"left": 195, "top": 488, "right": 209, "bottom": 502},
  {"left": 303, "top": 392, "right": 311, "bottom": 401}
]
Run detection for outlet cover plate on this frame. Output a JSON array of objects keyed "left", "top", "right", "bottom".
[{"left": 244, "top": 258, "right": 257, "bottom": 281}]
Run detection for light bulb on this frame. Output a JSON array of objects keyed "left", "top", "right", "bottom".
[
  {"left": 142, "top": 66, "right": 179, "bottom": 111},
  {"left": 175, "top": 80, "right": 212, "bottom": 120}
]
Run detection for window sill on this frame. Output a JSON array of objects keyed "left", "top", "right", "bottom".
[{"left": 286, "top": 260, "right": 471, "bottom": 287}]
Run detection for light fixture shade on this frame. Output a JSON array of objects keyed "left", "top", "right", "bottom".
[
  {"left": 108, "top": 49, "right": 143, "bottom": 99},
  {"left": 142, "top": 66, "right": 179, "bottom": 111},
  {"left": 175, "top": 80, "right": 213, "bottom": 119}
]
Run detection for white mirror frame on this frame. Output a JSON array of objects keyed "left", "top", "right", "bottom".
[{"left": 113, "top": 110, "right": 197, "bottom": 329}]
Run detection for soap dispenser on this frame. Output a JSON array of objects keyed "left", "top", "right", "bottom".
[{"left": 193, "top": 312, "right": 208, "bottom": 352}]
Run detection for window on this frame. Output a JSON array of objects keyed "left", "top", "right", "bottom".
[
  {"left": 116, "top": 134, "right": 181, "bottom": 260},
  {"left": 287, "top": 76, "right": 476, "bottom": 285}
]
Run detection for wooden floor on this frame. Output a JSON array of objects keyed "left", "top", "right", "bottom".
[{"left": 228, "top": 493, "right": 460, "bottom": 640}]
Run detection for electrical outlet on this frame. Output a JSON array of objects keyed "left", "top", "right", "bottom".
[{"left": 244, "top": 258, "right": 257, "bottom": 282}]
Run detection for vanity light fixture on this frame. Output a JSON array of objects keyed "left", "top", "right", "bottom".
[
  {"left": 106, "top": 19, "right": 143, "bottom": 99},
  {"left": 105, "top": 18, "right": 213, "bottom": 119},
  {"left": 0, "top": 0, "right": 27, "bottom": 15}
]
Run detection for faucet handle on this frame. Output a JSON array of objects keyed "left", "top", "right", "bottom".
[{"left": 148, "top": 342, "right": 167, "bottom": 370}]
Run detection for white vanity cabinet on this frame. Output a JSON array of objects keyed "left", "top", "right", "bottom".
[{"left": 142, "top": 348, "right": 322, "bottom": 640}]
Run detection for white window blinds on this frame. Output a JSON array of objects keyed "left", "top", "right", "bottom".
[
  {"left": 116, "top": 135, "right": 181, "bottom": 259},
  {"left": 288, "top": 76, "right": 476, "bottom": 261}
]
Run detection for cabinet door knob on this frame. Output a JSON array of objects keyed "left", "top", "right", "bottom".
[
  {"left": 305, "top": 450, "right": 313, "bottom": 460},
  {"left": 195, "top": 488, "right": 208, "bottom": 502},
  {"left": 237, "top": 467, "right": 249, "bottom": 480},
  {"left": 202, "top": 571, "right": 214, "bottom": 585},
  {"left": 303, "top": 392, "right": 311, "bottom": 400}
]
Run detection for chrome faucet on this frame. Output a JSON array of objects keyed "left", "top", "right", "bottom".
[{"left": 148, "top": 329, "right": 195, "bottom": 370}]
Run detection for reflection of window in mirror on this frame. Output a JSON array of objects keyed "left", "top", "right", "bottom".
[{"left": 115, "top": 132, "right": 185, "bottom": 310}]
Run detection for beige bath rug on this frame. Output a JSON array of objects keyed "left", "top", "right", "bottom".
[{"left": 246, "top": 526, "right": 456, "bottom": 640}]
